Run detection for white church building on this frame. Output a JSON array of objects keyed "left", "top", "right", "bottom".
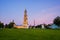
[{"left": 13, "top": 9, "right": 28, "bottom": 28}]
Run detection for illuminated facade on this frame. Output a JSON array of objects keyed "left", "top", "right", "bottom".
[{"left": 14, "top": 9, "right": 28, "bottom": 28}]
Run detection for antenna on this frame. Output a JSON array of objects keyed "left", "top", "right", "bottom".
[{"left": 34, "top": 19, "right": 35, "bottom": 26}]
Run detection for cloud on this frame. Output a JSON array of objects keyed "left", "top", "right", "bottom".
[{"left": 34, "top": 6, "right": 60, "bottom": 25}]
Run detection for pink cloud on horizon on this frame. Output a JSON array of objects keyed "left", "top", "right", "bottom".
[{"left": 29, "top": 6, "right": 60, "bottom": 25}]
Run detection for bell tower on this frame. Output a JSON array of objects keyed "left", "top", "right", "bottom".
[{"left": 23, "top": 9, "right": 28, "bottom": 28}]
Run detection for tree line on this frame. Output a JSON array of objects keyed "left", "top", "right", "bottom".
[
  {"left": 0, "top": 16, "right": 60, "bottom": 29},
  {"left": 0, "top": 20, "right": 15, "bottom": 29},
  {"left": 29, "top": 16, "right": 60, "bottom": 29}
]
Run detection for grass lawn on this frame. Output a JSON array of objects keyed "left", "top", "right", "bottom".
[{"left": 0, "top": 28, "right": 60, "bottom": 40}]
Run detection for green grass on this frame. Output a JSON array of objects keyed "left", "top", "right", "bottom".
[{"left": 0, "top": 29, "right": 60, "bottom": 40}]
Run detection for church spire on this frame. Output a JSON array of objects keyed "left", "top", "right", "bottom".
[
  {"left": 24, "top": 9, "right": 27, "bottom": 13},
  {"left": 23, "top": 9, "right": 28, "bottom": 28}
]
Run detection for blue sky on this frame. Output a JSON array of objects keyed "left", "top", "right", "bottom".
[{"left": 0, "top": 0, "right": 60, "bottom": 25}]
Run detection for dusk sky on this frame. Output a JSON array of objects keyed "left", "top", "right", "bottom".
[{"left": 0, "top": 0, "right": 60, "bottom": 25}]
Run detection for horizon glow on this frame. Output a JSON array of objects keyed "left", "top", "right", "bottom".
[{"left": 0, "top": 0, "right": 60, "bottom": 25}]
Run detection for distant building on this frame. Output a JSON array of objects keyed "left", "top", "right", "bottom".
[
  {"left": 14, "top": 9, "right": 28, "bottom": 28},
  {"left": 41, "top": 24, "right": 45, "bottom": 29},
  {"left": 49, "top": 24, "right": 58, "bottom": 29}
]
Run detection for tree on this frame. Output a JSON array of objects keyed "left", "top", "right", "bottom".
[
  {"left": 8, "top": 20, "right": 15, "bottom": 28},
  {"left": 35, "top": 24, "right": 41, "bottom": 28},
  {"left": 53, "top": 16, "right": 60, "bottom": 27},
  {"left": 0, "top": 21, "right": 4, "bottom": 28},
  {"left": 8, "top": 22, "right": 14, "bottom": 28},
  {"left": 5, "top": 24, "right": 8, "bottom": 28},
  {"left": 44, "top": 24, "right": 51, "bottom": 29}
]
